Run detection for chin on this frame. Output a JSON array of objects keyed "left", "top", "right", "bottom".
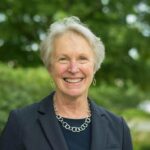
[{"left": 63, "top": 89, "right": 87, "bottom": 98}]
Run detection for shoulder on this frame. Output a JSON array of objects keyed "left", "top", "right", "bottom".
[
  {"left": 5, "top": 101, "right": 40, "bottom": 132},
  {"left": 90, "top": 100, "right": 132, "bottom": 139},
  {"left": 12, "top": 101, "right": 39, "bottom": 121},
  {"left": 90, "top": 100, "right": 132, "bottom": 138},
  {"left": 0, "top": 94, "right": 52, "bottom": 139},
  {"left": 90, "top": 100, "right": 125, "bottom": 126},
  {"left": 90, "top": 101, "right": 133, "bottom": 149},
  {"left": 8, "top": 93, "right": 53, "bottom": 126}
]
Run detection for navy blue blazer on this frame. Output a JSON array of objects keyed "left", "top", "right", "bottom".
[{"left": 0, "top": 92, "right": 133, "bottom": 150}]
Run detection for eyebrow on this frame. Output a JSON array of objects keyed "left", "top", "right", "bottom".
[
  {"left": 56, "top": 52, "right": 92, "bottom": 58},
  {"left": 57, "top": 54, "right": 69, "bottom": 57}
]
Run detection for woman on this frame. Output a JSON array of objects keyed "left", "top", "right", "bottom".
[{"left": 0, "top": 16, "right": 133, "bottom": 150}]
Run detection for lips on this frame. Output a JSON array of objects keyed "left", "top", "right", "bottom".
[{"left": 64, "top": 78, "right": 84, "bottom": 83}]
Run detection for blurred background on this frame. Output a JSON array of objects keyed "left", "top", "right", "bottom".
[{"left": 0, "top": 0, "right": 150, "bottom": 149}]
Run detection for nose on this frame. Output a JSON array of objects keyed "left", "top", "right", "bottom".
[{"left": 68, "top": 61, "right": 79, "bottom": 73}]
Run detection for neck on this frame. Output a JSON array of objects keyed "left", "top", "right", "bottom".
[{"left": 53, "top": 92, "right": 90, "bottom": 119}]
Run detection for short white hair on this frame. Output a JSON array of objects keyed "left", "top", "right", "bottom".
[{"left": 40, "top": 16, "right": 105, "bottom": 72}]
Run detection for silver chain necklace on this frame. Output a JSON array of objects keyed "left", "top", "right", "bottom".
[{"left": 53, "top": 100, "right": 91, "bottom": 133}]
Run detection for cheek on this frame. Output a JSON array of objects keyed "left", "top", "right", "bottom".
[
  {"left": 53, "top": 65, "right": 68, "bottom": 76},
  {"left": 82, "top": 64, "right": 95, "bottom": 77}
]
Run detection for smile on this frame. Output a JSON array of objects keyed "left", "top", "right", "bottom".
[{"left": 64, "top": 78, "right": 83, "bottom": 83}]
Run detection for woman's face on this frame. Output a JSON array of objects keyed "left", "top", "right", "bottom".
[{"left": 49, "top": 32, "right": 95, "bottom": 98}]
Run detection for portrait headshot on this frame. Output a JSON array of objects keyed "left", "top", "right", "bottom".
[{"left": 0, "top": 16, "right": 133, "bottom": 150}]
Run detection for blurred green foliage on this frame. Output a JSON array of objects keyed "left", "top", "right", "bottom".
[
  {"left": 0, "top": 63, "right": 150, "bottom": 150},
  {"left": 0, "top": 0, "right": 150, "bottom": 91},
  {"left": 0, "top": 0, "right": 150, "bottom": 149},
  {"left": 0, "top": 63, "right": 52, "bottom": 132}
]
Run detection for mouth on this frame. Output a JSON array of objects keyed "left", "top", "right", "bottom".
[{"left": 63, "top": 78, "right": 84, "bottom": 83}]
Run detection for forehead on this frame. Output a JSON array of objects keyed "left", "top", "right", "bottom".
[
  {"left": 53, "top": 31, "right": 93, "bottom": 55},
  {"left": 55, "top": 30, "right": 90, "bottom": 43}
]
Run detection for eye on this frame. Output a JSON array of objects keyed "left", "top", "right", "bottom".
[
  {"left": 59, "top": 57, "right": 66, "bottom": 61},
  {"left": 58, "top": 57, "right": 69, "bottom": 64},
  {"left": 79, "top": 56, "right": 88, "bottom": 63}
]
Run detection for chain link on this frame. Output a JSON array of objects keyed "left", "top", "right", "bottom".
[
  {"left": 53, "top": 98, "right": 91, "bottom": 132},
  {"left": 56, "top": 114, "right": 91, "bottom": 132}
]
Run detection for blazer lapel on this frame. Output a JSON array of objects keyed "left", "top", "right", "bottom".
[
  {"left": 37, "top": 93, "right": 69, "bottom": 150},
  {"left": 90, "top": 101, "right": 108, "bottom": 150}
]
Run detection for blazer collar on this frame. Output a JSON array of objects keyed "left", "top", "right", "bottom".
[
  {"left": 90, "top": 100, "right": 108, "bottom": 150},
  {"left": 37, "top": 92, "right": 108, "bottom": 150},
  {"left": 37, "top": 92, "right": 69, "bottom": 150}
]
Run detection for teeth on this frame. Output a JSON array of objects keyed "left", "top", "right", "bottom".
[{"left": 64, "top": 78, "right": 82, "bottom": 83}]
